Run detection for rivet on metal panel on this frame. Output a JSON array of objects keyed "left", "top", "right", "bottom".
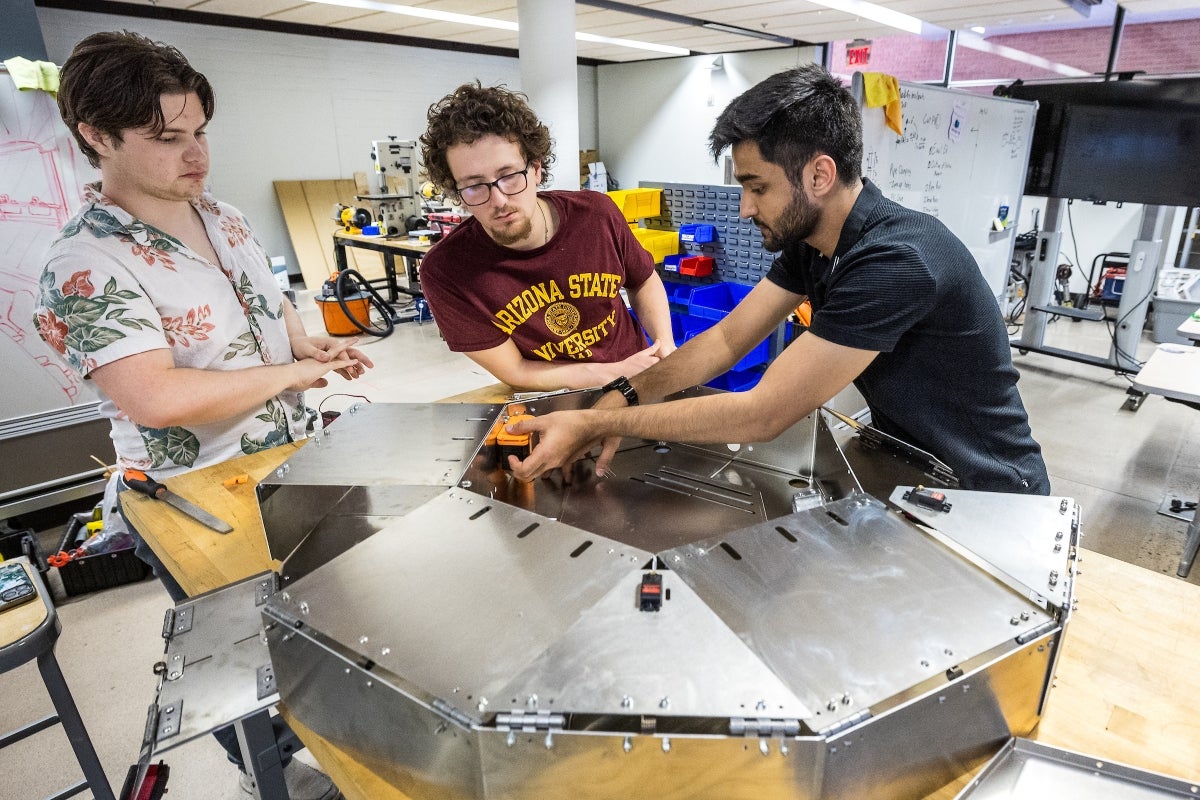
[
  {"left": 527, "top": 694, "right": 538, "bottom": 709},
  {"left": 963, "top": 684, "right": 971, "bottom": 693},
  {"left": 659, "top": 697, "right": 670, "bottom": 709},
  {"left": 478, "top": 697, "right": 488, "bottom": 712},
  {"left": 826, "top": 699, "right": 837, "bottom": 712},
  {"left": 662, "top": 737, "right": 671, "bottom": 753},
  {"left": 1054, "top": 543, "right": 1062, "bottom": 552},
  {"left": 1010, "top": 616, "right": 1020, "bottom": 625},
  {"left": 366, "top": 680, "right": 373, "bottom": 688},
  {"left": 349, "top": 404, "right": 359, "bottom": 414},
  {"left": 1059, "top": 499, "right": 1068, "bottom": 513},
  {"left": 1055, "top": 531, "right": 1064, "bottom": 540},
  {"left": 344, "top": 668, "right": 351, "bottom": 675},
  {"left": 1038, "top": 645, "right": 1045, "bottom": 652},
  {"left": 1049, "top": 570, "right": 1059, "bottom": 586},
  {"left": 841, "top": 694, "right": 852, "bottom": 705},
  {"left": 1020, "top": 611, "right": 1030, "bottom": 621},
  {"left": 944, "top": 649, "right": 954, "bottom": 656},
  {"left": 359, "top": 636, "right": 369, "bottom": 645},
  {"left": 280, "top": 592, "right": 290, "bottom": 602},
  {"left": 381, "top": 647, "right": 390, "bottom": 656},
  {"left": 939, "top": 696, "right": 946, "bottom": 704},
  {"left": 755, "top": 700, "right": 766, "bottom": 711},
  {"left": 623, "top": 736, "right": 632, "bottom": 753},
  {"left": 299, "top": 602, "right": 309, "bottom": 614},
  {"left": 460, "top": 480, "right": 472, "bottom": 488},
  {"left": 170, "top": 671, "right": 180, "bottom": 679},
  {"left": 621, "top": 695, "right": 633, "bottom": 708},
  {"left": 920, "top": 660, "right": 930, "bottom": 667},
  {"left": 165, "top": 705, "right": 174, "bottom": 713},
  {"left": 276, "top": 468, "right": 284, "bottom": 477}
]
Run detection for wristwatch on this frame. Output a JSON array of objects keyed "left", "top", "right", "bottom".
[{"left": 601, "top": 376, "right": 639, "bottom": 406}]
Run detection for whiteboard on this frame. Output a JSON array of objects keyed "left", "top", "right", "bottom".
[
  {"left": 0, "top": 68, "right": 98, "bottom": 421},
  {"left": 853, "top": 75, "right": 1037, "bottom": 301}
]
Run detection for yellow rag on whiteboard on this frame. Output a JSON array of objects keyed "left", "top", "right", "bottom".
[
  {"left": 3, "top": 57, "right": 61, "bottom": 97},
  {"left": 861, "top": 72, "right": 902, "bottom": 136}
]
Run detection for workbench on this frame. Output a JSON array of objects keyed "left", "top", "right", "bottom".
[
  {"left": 1132, "top": 343, "right": 1200, "bottom": 577},
  {"left": 121, "top": 384, "right": 1200, "bottom": 799},
  {"left": 1177, "top": 306, "right": 1200, "bottom": 343},
  {"left": 332, "top": 231, "right": 432, "bottom": 303}
]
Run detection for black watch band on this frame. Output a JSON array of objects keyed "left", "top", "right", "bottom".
[{"left": 601, "top": 376, "right": 639, "bottom": 406}]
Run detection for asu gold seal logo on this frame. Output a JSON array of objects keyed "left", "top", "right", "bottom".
[{"left": 544, "top": 302, "right": 580, "bottom": 337}]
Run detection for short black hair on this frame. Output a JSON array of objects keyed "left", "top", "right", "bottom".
[
  {"left": 709, "top": 63, "right": 862, "bottom": 187},
  {"left": 58, "top": 31, "right": 214, "bottom": 168}
]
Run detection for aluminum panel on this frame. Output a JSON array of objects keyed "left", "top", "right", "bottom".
[
  {"left": 666, "top": 495, "right": 1052, "bottom": 728},
  {"left": 154, "top": 572, "right": 278, "bottom": 751},
  {"left": 492, "top": 565, "right": 815, "bottom": 719},
  {"left": 956, "top": 738, "right": 1200, "bottom": 798},
  {"left": 890, "top": 489, "right": 1080, "bottom": 610},
  {"left": 256, "top": 402, "right": 499, "bottom": 563},
  {"left": 265, "top": 490, "right": 652, "bottom": 723}
]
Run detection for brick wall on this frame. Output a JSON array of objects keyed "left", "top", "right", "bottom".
[{"left": 831, "top": 17, "right": 1200, "bottom": 84}]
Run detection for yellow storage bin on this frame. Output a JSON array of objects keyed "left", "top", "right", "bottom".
[
  {"left": 630, "top": 226, "right": 679, "bottom": 265},
  {"left": 606, "top": 188, "right": 663, "bottom": 221}
]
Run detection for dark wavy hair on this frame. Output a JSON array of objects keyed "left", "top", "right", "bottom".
[
  {"left": 58, "top": 31, "right": 214, "bottom": 169},
  {"left": 709, "top": 64, "right": 862, "bottom": 187},
  {"left": 420, "top": 82, "right": 555, "bottom": 195}
]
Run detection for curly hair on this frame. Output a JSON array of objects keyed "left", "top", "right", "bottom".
[
  {"left": 420, "top": 82, "right": 555, "bottom": 196},
  {"left": 58, "top": 31, "right": 214, "bottom": 169},
  {"left": 709, "top": 64, "right": 862, "bottom": 188}
]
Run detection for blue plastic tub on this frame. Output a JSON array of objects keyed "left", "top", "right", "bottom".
[
  {"left": 689, "top": 281, "right": 754, "bottom": 321},
  {"left": 679, "top": 223, "right": 717, "bottom": 244}
]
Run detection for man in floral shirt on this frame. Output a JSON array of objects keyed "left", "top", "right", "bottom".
[{"left": 35, "top": 31, "right": 364, "bottom": 800}]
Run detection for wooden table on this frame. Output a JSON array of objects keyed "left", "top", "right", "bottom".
[
  {"left": 122, "top": 388, "right": 1200, "bottom": 798},
  {"left": 332, "top": 231, "right": 432, "bottom": 303}
]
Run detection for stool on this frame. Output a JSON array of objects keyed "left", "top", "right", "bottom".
[{"left": 0, "top": 557, "right": 115, "bottom": 800}]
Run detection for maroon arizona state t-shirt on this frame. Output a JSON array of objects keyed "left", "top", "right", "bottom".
[{"left": 419, "top": 190, "right": 654, "bottom": 364}]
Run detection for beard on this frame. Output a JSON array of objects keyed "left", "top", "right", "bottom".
[
  {"left": 757, "top": 188, "right": 819, "bottom": 252},
  {"left": 486, "top": 205, "right": 533, "bottom": 247}
]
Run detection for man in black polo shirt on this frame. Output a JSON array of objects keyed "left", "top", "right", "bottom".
[{"left": 508, "top": 64, "right": 1049, "bottom": 495}]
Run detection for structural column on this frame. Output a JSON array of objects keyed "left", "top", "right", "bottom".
[{"left": 518, "top": 0, "right": 580, "bottom": 190}]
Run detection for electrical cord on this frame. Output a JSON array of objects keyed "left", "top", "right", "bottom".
[{"left": 334, "top": 268, "right": 397, "bottom": 338}]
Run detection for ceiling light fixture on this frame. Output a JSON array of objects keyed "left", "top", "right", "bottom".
[
  {"left": 699, "top": 21, "right": 796, "bottom": 44},
  {"left": 577, "top": 1, "right": 796, "bottom": 46},
  {"left": 803, "top": 0, "right": 929, "bottom": 36},
  {"left": 304, "top": 0, "right": 688, "bottom": 55}
]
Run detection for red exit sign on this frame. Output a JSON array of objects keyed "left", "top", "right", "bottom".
[{"left": 846, "top": 41, "right": 872, "bottom": 66}]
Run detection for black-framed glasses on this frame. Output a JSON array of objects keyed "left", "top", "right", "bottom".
[{"left": 455, "top": 163, "right": 531, "bottom": 206}]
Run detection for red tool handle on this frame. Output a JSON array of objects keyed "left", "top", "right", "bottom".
[{"left": 123, "top": 468, "right": 167, "bottom": 500}]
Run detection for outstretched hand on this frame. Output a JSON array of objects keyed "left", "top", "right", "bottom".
[{"left": 292, "top": 335, "right": 374, "bottom": 381}]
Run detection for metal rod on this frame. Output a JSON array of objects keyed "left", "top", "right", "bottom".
[
  {"left": 942, "top": 30, "right": 958, "bottom": 87},
  {"left": 1105, "top": 4, "right": 1126, "bottom": 80}
]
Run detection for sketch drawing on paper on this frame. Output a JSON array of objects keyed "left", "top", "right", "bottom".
[{"left": 1, "top": 71, "right": 99, "bottom": 419}]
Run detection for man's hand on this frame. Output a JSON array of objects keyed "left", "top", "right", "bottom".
[
  {"left": 291, "top": 335, "right": 374, "bottom": 381},
  {"left": 612, "top": 342, "right": 662, "bottom": 381},
  {"left": 507, "top": 410, "right": 607, "bottom": 481}
]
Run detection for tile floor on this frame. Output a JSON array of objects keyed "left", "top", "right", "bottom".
[{"left": 2, "top": 291, "right": 1197, "bottom": 799}]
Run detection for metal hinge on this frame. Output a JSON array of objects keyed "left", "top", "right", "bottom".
[
  {"left": 431, "top": 698, "right": 475, "bottom": 728},
  {"left": 730, "top": 717, "right": 801, "bottom": 737},
  {"left": 816, "top": 709, "right": 871, "bottom": 737},
  {"left": 495, "top": 710, "right": 565, "bottom": 732}
]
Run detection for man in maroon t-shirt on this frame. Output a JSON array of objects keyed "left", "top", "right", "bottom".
[{"left": 419, "top": 82, "right": 674, "bottom": 392}]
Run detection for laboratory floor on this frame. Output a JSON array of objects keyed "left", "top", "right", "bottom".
[{"left": 3, "top": 293, "right": 1198, "bottom": 800}]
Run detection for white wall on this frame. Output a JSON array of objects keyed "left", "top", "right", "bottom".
[
  {"left": 38, "top": 8, "right": 597, "bottom": 276},
  {"left": 596, "top": 47, "right": 822, "bottom": 190}
]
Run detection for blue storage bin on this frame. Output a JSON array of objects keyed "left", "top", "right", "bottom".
[
  {"left": 662, "top": 254, "right": 683, "bottom": 274},
  {"left": 689, "top": 281, "right": 754, "bottom": 321},
  {"left": 661, "top": 279, "right": 688, "bottom": 307},
  {"left": 679, "top": 223, "right": 717, "bottom": 244},
  {"left": 675, "top": 313, "right": 769, "bottom": 372}
]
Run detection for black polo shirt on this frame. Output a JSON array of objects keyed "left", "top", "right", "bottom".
[{"left": 766, "top": 179, "right": 1049, "bottom": 494}]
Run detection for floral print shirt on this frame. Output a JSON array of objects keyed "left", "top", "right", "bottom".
[{"left": 34, "top": 183, "right": 306, "bottom": 479}]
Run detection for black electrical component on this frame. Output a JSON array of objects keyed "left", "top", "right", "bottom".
[
  {"left": 638, "top": 573, "right": 663, "bottom": 612},
  {"left": 902, "top": 485, "right": 952, "bottom": 513}
]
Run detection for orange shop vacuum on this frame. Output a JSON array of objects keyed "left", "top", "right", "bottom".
[{"left": 314, "top": 269, "right": 396, "bottom": 338}]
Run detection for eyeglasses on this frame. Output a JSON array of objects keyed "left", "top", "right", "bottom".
[{"left": 455, "top": 163, "right": 531, "bottom": 207}]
